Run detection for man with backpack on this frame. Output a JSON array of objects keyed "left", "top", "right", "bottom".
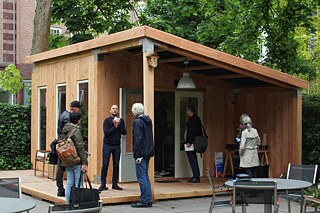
[{"left": 56, "top": 100, "right": 81, "bottom": 197}]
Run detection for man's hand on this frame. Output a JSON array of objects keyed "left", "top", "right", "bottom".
[{"left": 186, "top": 143, "right": 191, "bottom": 147}]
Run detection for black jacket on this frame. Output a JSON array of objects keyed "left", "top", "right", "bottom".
[
  {"left": 57, "top": 110, "right": 70, "bottom": 139},
  {"left": 132, "top": 115, "right": 154, "bottom": 159},
  {"left": 186, "top": 114, "right": 203, "bottom": 144},
  {"left": 103, "top": 116, "right": 127, "bottom": 145}
]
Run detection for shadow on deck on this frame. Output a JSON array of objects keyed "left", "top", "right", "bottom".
[{"left": 0, "top": 170, "right": 229, "bottom": 204}]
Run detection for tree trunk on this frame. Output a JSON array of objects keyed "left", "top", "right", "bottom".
[{"left": 31, "top": 0, "right": 52, "bottom": 54}]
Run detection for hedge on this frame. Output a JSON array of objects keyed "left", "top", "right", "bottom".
[
  {"left": 0, "top": 103, "right": 31, "bottom": 170},
  {"left": 302, "top": 94, "right": 320, "bottom": 166}
]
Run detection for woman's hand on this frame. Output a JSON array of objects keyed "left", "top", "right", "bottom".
[{"left": 81, "top": 164, "right": 87, "bottom": 173}]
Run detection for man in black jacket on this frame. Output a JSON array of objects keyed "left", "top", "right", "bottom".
[
  {"left": 56, "top": 100, "right": 81, "bottom": 197},
  {"left": 185, "top": 105, "right": 203, "bottom": 183},
  {"left": 99, "top": 105, "right": 127, "bottom": 191}
]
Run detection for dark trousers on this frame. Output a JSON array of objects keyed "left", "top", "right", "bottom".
[
  {"left": 243, "top": 167, "right": 258, "bottom": 178},
  {"left": 186, "top": 151, "right": 200, "bottom": 179},
  {"left": 56, "top": 165, "right": 66, "bottom": 189},
  {"left": 100, "top": 143, "right": 121, "bottom": 186}
]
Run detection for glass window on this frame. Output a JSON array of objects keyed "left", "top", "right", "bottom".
[
  {"left": 78, "top": 81, "right": 88, "bottom": 143},
  {"left": 50, "top": 27, "right": 62, "bottom": 35},
  {"left": 22, "top": 80, "right": 31, "bottom": 106},
  {"left": 38, "top": 88, "right": 47, "bottom": 150},
  {"left": 57, "top": 85, "right": 66, "bottom": 117},
  {"left": 0, "top": 88, "right": 14, "bottom": 104}
]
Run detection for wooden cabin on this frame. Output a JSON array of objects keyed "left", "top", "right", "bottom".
[{"left": 26, "top": 26, "right": 307, "bottom": 189}]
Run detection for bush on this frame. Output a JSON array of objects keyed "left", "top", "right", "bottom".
[
  {"left": 302, "top": 94, "right": 320, "bottom": 166},
  {"left": 0, "top": 103, "right": 31, "bottom": 170}
]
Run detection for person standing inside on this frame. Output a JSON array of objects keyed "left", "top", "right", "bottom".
[
  {"left": 185, "top": 105, "right": 202, "bottom": 183},
  {"left": 239, "top": 113, "right": 261, "bottom": 178},
  {"left": 60, "top": 112, "right": 88, "bottom": 204},
  {"left": 99, "top": 105, "right": 127, "bottom": 191},
  {"left": 56, "top": 100, "right": 81, "bottom": 197},
  {"left": 131, "top": 103, "right": 154, "bottom": 208}
]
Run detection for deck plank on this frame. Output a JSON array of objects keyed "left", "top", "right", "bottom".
[{"left": 0, "top": 170, "right": 229, "bottom": 204}]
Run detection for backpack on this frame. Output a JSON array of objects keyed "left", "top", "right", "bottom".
[{"left": 56, "top": 129, "right": 80, "bottom": 167}]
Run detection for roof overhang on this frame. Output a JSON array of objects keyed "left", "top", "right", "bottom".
[{"left": 26, "top": 26, "right": 308, "bottom": 90}]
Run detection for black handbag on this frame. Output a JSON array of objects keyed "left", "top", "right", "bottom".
[
  {"left": 194, "top": 124, "right": 208, "bottom": 155},
  {"left": 70, "top": 172, "right": 100, "bottom": 204}
]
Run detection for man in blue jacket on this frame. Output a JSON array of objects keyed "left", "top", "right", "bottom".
[
  {"left": 99, "top": 105, "right": 127, "bottom": 191},
  {"left": 131, "top": 103, "right": 154, "bottom": 208}
]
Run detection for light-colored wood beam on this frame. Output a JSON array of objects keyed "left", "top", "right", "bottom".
[{"left": 179, "top": 65, "right": 217, "bottom": 71}]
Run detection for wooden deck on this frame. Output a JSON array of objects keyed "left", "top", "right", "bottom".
[{"left": 0, "top": 170, "right": 229, "bottom": 204}]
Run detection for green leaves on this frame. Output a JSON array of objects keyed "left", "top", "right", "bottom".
[
  {"left": 0, "top": 103, "right": 31, "bottom": 170},
  {"left": 0, "top": 64, "right": 23, "bottom": 94},
  {"left": 51, "top": 0, "right": 139, "bottom": 44}
]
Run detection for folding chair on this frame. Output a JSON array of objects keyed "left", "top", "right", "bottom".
[
  {"left": 302, "top": 196, "right": 320, "bottom": 213},
  {"left": 280, "top": 163, "right": 318, "bottom": 213},
  {"left": 0, "top": 177, "right": 21, "bottom": 198},
  {"left": 206, "top": 169, "right": 232, "bottom": 212},
  {"left": 48, "top": 200, "right": 103, "bottom": 213},
  {"left": 232, "top": 180, "right": 278, "bottom": 213},
  {"left": 207, "top": 169, "right": 232, "bottom": 213},
  {"left": 34, "top": 150, "right": 51, "bottom": 177}
]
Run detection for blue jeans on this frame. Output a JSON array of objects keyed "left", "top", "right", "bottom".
[
  {"left": 100, "top": 143, "right": 121, "bottom": 185},
  {"left": 135, "top": 158, "right": 152, "bottom": 204},
  {"left": 65, "top": 165, "right": 83, "bottom": 204}
]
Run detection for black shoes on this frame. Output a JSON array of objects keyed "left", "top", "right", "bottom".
[
  {"left": 98, "top": 185, "right": 108, "bottom": 192},
  {"left": 57, "top": 187, "right": 65, "bottom": 197},
  {"left": 131, "top": 202, "right": 152, "bottom": 208},
  {"left": 187, "top": 178, "right": 200, "bottom": 183},
  {"left": 112, "top": 184, "right": 123, "bottom": 190}
]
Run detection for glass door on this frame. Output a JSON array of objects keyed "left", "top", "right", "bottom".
[{"left": 174, "top": 91, "right": 203, "bottom": 178}]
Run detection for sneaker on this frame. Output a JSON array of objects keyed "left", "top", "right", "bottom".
[
  {"left": 57, "top": 187, "right": 65, "bottom": 197},
  {"left": 98, "top": 185, "right": 108, "bottom": 192},
  {"left": 154, "top": 171, "right": 163, "bottom": 178},
  {"left": 159, "top": 170, "right": 170, "bottom": 176},
  {"left": 187, "top": 178, "right": 200, "bottom": 183}
]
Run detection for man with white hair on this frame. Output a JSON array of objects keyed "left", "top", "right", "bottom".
[{"left": 131, "top": 103, "right": 154, "bottom": 208}]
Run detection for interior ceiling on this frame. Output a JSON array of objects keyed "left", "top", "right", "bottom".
[{"left": 126, "top": 46, "right": 271, "bottom": 88}]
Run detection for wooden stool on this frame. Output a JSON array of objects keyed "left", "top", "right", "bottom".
[{"left": 223, "top": 150, "right": 234, "bottom": 177}]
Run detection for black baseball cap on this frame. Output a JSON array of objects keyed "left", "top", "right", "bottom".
[{"left": 70, "top": 100, "right": 81, "bottom": 108}]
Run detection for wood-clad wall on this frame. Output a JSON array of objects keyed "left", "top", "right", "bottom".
[
  {"left": 204, "top": 85, "right": 301, "bottom": 178},
  {"left": 31, "top": 49, "right": 302, "bottom": 182}
]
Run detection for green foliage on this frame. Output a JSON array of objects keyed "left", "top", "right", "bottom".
[
  {"left": 302, "top": 94, "right": 320, "bottom": 166},
  {"left": 139, "top": 0, "right": 318, "bottom": 74},
  {"left": 49, "top": 34, "right": 70, "bottom": 50},
  {"left": 51, "top": 0, "right": 140, "bottom": 44},
  {"left": 0, "top": 103, "right": 31, "bottom": 170},
  {"left": 0, "top": 64, "right": 23, "bottom": 94}
]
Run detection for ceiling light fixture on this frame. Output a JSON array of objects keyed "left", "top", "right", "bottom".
[{"left": 177, "top": 60, "right": 196, "bottom": 89}]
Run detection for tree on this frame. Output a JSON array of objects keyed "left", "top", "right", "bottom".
[
  {"left": 31, "top": 0, "right": 52, "bottom": 54},
  {"left": 51, "top": 0, "right": 140, "bottom": 44},
  {"left": 0, "top": 64, "right": 23, "bottom": 94},
  {"left": 139, "top": 0, "right": 318, "bottom": 74}
]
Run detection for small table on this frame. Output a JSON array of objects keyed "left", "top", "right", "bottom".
[
  {"left": 225, "top": 178, "right": 312, "bottom": 213},
  {"left": 0, "top": 197, "right": 36, "bottom": 212}
]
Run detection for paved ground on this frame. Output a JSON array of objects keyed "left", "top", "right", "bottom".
[{"left": 24, "top": 193, "right": 313, "bottom": 213}]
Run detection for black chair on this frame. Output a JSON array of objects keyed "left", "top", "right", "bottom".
[
  {"left": 0, "top": 177, "right": 21, "bottom": 198},
  {"left": 206, "top": 169, "right": 232, "bottom": 212},
  {"left": 232, "top": 180, "right": 278, "bottom": 213},
  {"left": 34, "top": 150, "right": 51, "bottom": 177},
  {"left": 48, "top": 200, "right": 103, "bottom": 213},
  {"left": 302, "top": 196, "right": 320, "bottom": 213},
  {"left": 280, "top": 163, "right": 318, "bottom": 213}
]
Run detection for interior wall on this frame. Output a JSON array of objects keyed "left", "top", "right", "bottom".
[{"left": 204, "top": 85, "right": 298, "bottom": 178}]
